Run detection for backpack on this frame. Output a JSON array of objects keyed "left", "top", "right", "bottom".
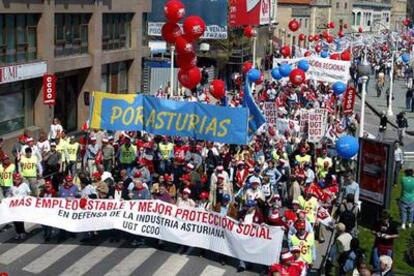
[{"left": 339, "top": 205, "right": 357, "bottom": 231}]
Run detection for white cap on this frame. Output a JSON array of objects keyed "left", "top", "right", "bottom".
[
  {"left": 26, "top": 137, "right": 34, "bottom": 142},
  {"left": 186, "top": 163, "right": 194, "bottom": 170},
  {"left": 183, "top": 188, "right": 191, "bottom": 195},
  {"left": 249, "top": 176, "right": 261, "bottom": 184},
  {"left": 217, "top": 165, "right": 224, "bottom": 171},
  {"left": 90, "top": 136, "right": 97, "bottom": 141}
]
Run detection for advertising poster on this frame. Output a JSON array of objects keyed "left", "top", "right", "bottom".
[
  {"left": 358, "top": 139, "right": 392, "bottom": 206},
  {"left": 148, "top": 0, "right": 228, "bottom": 39}
]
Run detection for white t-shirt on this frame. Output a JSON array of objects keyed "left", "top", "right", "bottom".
[
  {"left": 49, "top": 124, "right": 63, "bottom": 140},
  {"left": 9, "top": 183, "right": 31, "bottom": 197},
  {"left": 37, "top": 140, "right": 50, "bottom": 155}
]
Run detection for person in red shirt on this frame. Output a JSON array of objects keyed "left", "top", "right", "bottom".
[
  {"left": 269, "top": 251, "right": 302, "bottom": 276},
  {"left": 235, "top": 161, "right": 249, "bottom": 189}
]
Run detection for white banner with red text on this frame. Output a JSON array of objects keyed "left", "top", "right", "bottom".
[
  {"left": 0, "top": 197, "right": 284, "bottom": 265},
  {"left": 273, "top": 56, "right": 351, "bottom": 84}
]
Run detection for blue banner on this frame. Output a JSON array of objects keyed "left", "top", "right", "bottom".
[
  {"left": 147, "top": 0, "right": 228, "bottom": 39},
  {"left": 90, "top": 92, "right": 249, "bottom": 144},
  {"left": 243, "top": 80, "right": 267, "bottom": 139}
]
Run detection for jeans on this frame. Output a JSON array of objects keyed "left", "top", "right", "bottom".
[
  {"left": 67, "top": 161, "right": 77, "bottom": 177},
  {"left": 407, "top": 97, "right": 412, "bottom": 110},
  {"left": 400, "top": 200, "right": 414, "bottom": 225},
  {"left": 372, "top": 247, "right": 392, "bottom": 272}
]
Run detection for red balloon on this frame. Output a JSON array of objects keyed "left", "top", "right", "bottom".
[
  {"left": 314, "top": 35, "right": 320, "bottom": 42},
  {"left": 244, "top": 26, "right": 256, "bottom": 38},
  {"left": 242, "top": 61, "right": 253, "bottom": 74},
  {"left": 255, "top": 73, "right": 264, "bottom": 85},
  {"left": 340, "top": 50, "right": 351, "bottom": 61},
  {"left": 178, "top": 67, "right": 201, "bottom": 89},
  {"left": 328, "top": 22, "right": 335, "bottom": 29},
  {"left": 161, "top": 22, "right": 182, "bottom": 43},
  {"left": 322, "top": 31, "right": 329, "bottom": 39},
  {"left": 338, "top": 30, "right": 344, "bottom": 38},
  {"left": 177, "top": 53, "right": 197, "bottom": 70},
  {"left": 175, "top": 36, "right": 194, "bottom": 55},
  {"left": 183, "top": 15, "right": 206, "bottom": 41},
  {"left": 308, "top": 35, "right": 314, "bottom": 42},
  {"left": 343, "top": 23, "right": 348, "bottom": 29},
  {"left": 326, "top": 35, "right": 334, "bottom": 43},
  {"left": 304, "top": 51, "right": 312, "bottom": 57},
  {"left": 382, "top": 45, "right": 388, "bottom": 52},
  {"left": 164, "top": 0, "right": 185, "bottom": 23},
  {"left": 210, "top": 80, "right": 225, "bottom": 99},
  {"left": 299, "top": 33, "right": 306, "bottom": 41},
  {"left": 288, "top": 19, "right": 300, "bottom": 32},
  {"left": 315, "top": 45, "right": 322, "bottom": 53},
  {"left": 403, "top": 18, "right": 411, "bottom": 27},
  {"left": 358, "top": 27, "right": 363, "bottom": 33},
  {"left": 80, "top": 198, "right": 87, "bottom": 209},
  {"left": 289, "top": 69, "right": 306, "bottom": 86},
  {"left": 280, "top": 45, "right": 291, "bottom": 58},
  {"left": 330, "top": 53, "right": 340, "bottom": 60}
]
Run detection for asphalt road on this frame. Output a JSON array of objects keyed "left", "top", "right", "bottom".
[{"left": 0, "top": 223, "right": 263, "bottom": 276}]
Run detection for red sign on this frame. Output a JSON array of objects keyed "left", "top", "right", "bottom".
[
  {"left": 43, "top": 74, "right": 56, "bottom": 106},
  {"left": 229, "top": 0, "right": 270, "bottom": 27},
  {"left": 342, "top": 87, "right": 356, "bottom": 115}
]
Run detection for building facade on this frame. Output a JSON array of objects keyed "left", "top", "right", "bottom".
[
  {"left": 351, "top": 0, "right": 392, "bottom": 32},
  {"left": 409, "top": 1, "right": 414, "bottom": 21},
  {"left": 0, "top": 0, "right": 151, "bottom": 151},
  {"left": 330, "top": 0, "right": 354, "bottom": 32},
  {"left": 390, "top": 0, "right": 407, "bottom": 31}
]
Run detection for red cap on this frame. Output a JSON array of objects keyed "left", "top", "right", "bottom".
[
  {"left": 13, "top": 172, "right": 22, "bottom": 180},
  {"left": 180, "top": 174, "right": 191, "bottom": 182},
  {"left": 294, "top": 220, "right": 306, "bottom": 230},
  {"left": 92, "top": 172, "right": 102, "bottom": 179},
  {"left": 134, "top": 171, "right": 142, "bottom": 178},
  {"left": 199, "top": 191, "right": 209, "bottom": 200},
  {"left": 65, "top": 175, "right": 73, "bottom": 181}
]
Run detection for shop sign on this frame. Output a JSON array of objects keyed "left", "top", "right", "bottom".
[
  {"left": 43, "top": 74, "right": 56, "bottom": 106},
  {"left": 0, "top": 61, "right": 47, "bottom": 84}
]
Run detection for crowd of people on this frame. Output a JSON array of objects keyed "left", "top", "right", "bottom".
[{"left": 0, "top": 46, "right": 412, "bottom": 275}]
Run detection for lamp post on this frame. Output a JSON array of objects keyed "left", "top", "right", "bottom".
[
  {"left": 358, "top": 47, "right": 371, "bottom": 138},
  {"left": 387, "top": 39, "right": 396, "bottom": 116}
]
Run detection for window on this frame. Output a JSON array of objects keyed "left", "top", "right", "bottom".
[
  {"left": 54, "top": 14, "right": 90, "bottom": 57},
  {"left": 351, "top": 12, "right": 355, "bottom": 26},
  {"left": 102, "top": 13, "right": 132, "bottom": 51},
  {"left": 305, "top": 19, "right": 308, "bottom": 28},
  {"left": 101, "top": 61, "right": 129, "bottom": 93},
  {"left": 0, "top": 14, "right": 38, "bottom": 65},
  {"left": 0, "top": 80, "right": 36, "bottom": 135},
  {"left": 336, "top": 2, "right": 339, "bottom": 9},
  {"left": 356, "top": 12, "right": 361, "bottom": 26},
  {"left": 344, "top": 3, "right": 347, "bottom": 9}
]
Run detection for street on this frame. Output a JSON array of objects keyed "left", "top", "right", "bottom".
[{"left": 0, "top": 223, "right": 260, "bottom": 276}]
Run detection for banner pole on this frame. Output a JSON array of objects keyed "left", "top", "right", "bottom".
[
  {"left": 253, "top": 36, "right": 257, "bottom": 68},
  {"left": 170, "top": 45, "right": 175, "bottom": 98}
]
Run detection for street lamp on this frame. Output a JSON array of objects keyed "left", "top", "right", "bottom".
[
  {"left": 387, "top": 37, "right": 396, "bottom": 116},
  {"left": 358, "top": 47, "right": 371, "bottom": 138}
]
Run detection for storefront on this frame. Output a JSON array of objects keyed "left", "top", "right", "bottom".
[{"left": 0, "top": 61, "right": 46, "bottom": 137}]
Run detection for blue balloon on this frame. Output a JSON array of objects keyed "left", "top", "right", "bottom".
[
  {"left": 402, "top": 53, "right": 410, "bottom": 63},
  {"left": 321, "top": 51, "right": 329, "bottom": 58},
  {"left": 336, "top": 135, "right": 359, "bottom": 159},
  {"left": 297, "top": 60, "right": 310, "bottom": 72},
  {"left": 332, "top": 81, "right": 347, "bottom": 95},
  {"left": 271, "top": 68, "right": 282, "bottom": 80},
  {"left": 279, "top": 64, "right": 292, "bottom": 77},
  {"left": 247, "top": 68, "right": 260, "bottom": 82}
]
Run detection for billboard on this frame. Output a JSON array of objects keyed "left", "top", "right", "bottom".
[
  {"left": 148, "top": 0, "right": 228, "bottom": 39},
  {"left": 229, "top": 0, "right": 276, "bottom": 27},
  {"left": 357, "top": 139, "right": 393, "bottom": 207}
]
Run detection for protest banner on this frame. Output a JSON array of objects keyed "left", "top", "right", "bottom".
[
  {"left": 307, "top": 109, "right": 327, "bottom": 143},
  {"left": 0, "top": 197, "right": 284, "bottom": 265},
  {"left": 90, "top": 92, "right": 250, "bottom": 145},
  {"left": 273, "top": 56, "right": 351, "bottom": 83},
  {"left": 148, "top": 0, "right": 228, "bottom": 39},
  {"left": 317, "top": 207, "right": 334, "bottom": 227},
  {"left": 343, "top": 87, "right": 356, "bottom": 115},
  {"left": 263, "top": 102, "right": 277, "bottom": 126},
  {"left": 299, "top": 109, "right": 309, "bottom": 134}
]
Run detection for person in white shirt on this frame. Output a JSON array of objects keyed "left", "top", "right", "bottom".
[
  {"left": 48, "top": 118, "right": 63, "bottom": 140},
  {"left": 394, "top": 141, "right": 404, "bottom": 185},
  {"left": 36, "top": 132, "right": 50, "bottom": 157},
  {"left": 176, "top": 188, "right": 196, "bottom": 208},
  {"left": 7, "top": 173, "right": 31, "bottom": 240},
  {"left": 304, "top": 163, "right": 316, "bottom": 186},
  {"left": 20, "top": 137, "right": 42, "bottom": 163}
]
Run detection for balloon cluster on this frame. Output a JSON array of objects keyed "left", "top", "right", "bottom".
[
  {"left": 161, "top": 0, "right": 206, "bottom": 89},
  {"left": 270, "top": 60, "right": 307, "bottom": 86}
]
